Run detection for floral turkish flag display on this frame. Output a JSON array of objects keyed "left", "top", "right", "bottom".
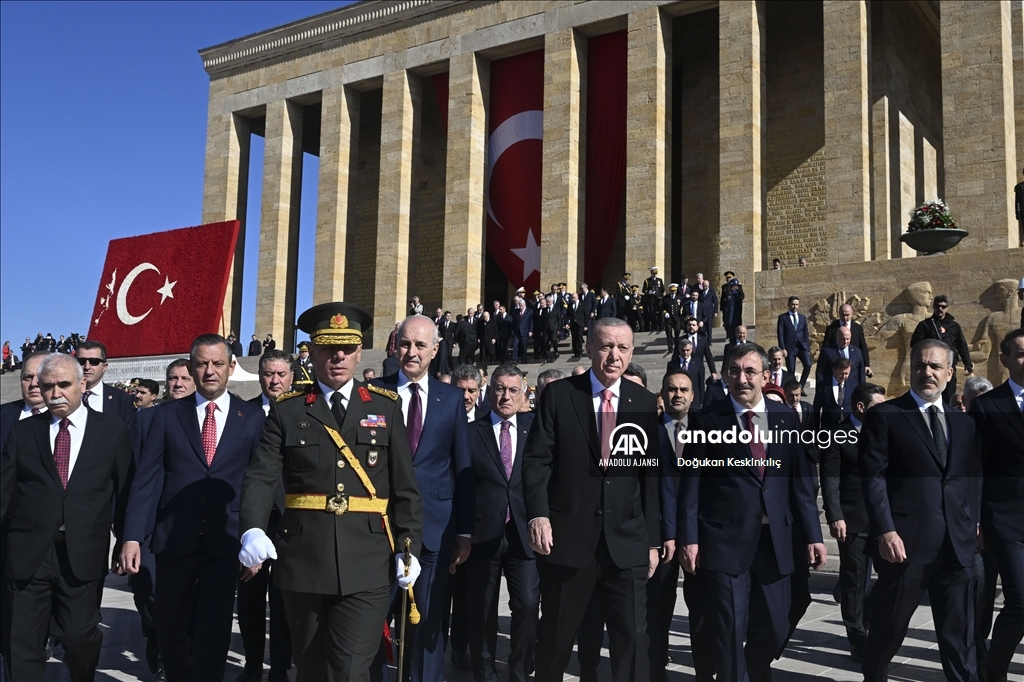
[
  {"left": 487, "top": 50, "right": 543, "bottom": 293},
  {"left": 87, "top": 221, "right": 240, "bottom": 358}
]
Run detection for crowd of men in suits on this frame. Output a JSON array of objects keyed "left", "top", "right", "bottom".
[{"left": 1, "top": 283, "right": 1022, "bottom": 682}]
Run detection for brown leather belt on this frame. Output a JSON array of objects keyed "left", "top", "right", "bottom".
[{"left": 285, "top": 493, "right": 388, "bottom": 516}]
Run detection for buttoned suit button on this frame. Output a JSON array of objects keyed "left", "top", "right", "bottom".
[{"left": 596, "top": 510, "right": 603, "bottom": 515}]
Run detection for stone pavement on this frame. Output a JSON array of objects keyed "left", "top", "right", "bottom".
[{"left": 18, "top": 571, "right": 1022, "bottom": 681}]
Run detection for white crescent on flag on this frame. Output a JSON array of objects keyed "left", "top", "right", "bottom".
[{"left": 486, "top": 110, "right": 544, "bottom": 230}]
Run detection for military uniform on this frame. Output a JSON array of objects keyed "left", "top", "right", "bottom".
[
  {"left": 239, "top": 304, "right": 422, "bottom": 682},
  {"left": 293, "top": 344, "right": 316, "bottom": 388},
  {"left": 642, "top": 271, "right": 665, "bottom": 332},
  {"left": 661, "top": 290, "right": 685, "bottom": 353}
]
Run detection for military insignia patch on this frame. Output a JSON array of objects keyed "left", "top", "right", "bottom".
[
  {"left": 305, "top": 393, "right": 317, "bottom": 405},
  {"left": 358, "top": 386, "right": 372, "bottom": 402},
  {"left": 367, "top": 450, "right": 379, "bottom": 468},
  {"left": 275, "top": 389, "right": 306, "bottom": 403},
  {"left": 298, "top": 421, "right": 309, "bottom": 429},
  {"left": 360, "top": 415, "right": 387, "bottom": 428},
  {"left": 329, "top": 314, "right": 349, "bottom": 329},
  {"left": 367, "top": 384, "right": 399, "bottom": 401}
]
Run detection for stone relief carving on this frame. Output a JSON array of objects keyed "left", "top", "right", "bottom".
[
  {"left": 968, "top": 278, "right": 1020, "bottom": 385},
  {"left": 807, "top": 290, "right": 871, "bottom": 358}
]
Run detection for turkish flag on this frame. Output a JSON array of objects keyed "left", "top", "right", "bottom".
[
  {"left": 487, "top": 50, "right": 543, "bottom": 293},
  {"left": 87, "top": 221, "right": 240, "bottom": 358}
]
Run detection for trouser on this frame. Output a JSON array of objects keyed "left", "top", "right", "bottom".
[
  {"left": 237, "top": 557, "right": 293, "bottom": 674},
  {"left": 5, "top": 537, "right": 103, "bottom": 682},
  {"left": 942, "top": 372, "right": 959, "bottom": 404},
  {"left": 536, "top": 534, "right": 649, "bottom": 682},
  {"left": 664, "top": 319, "right": 680, "bottom": 352},
  {"left": 984, "top": 536, "right": 1024, "bottom": 679},
  {"left": 682, "top": 568, "right": 715, "bottom": 681},
  {"left": 284, "top": 585, "right": 390, "bottom": 682},
  {"left": 862, "top": 533, "right": 976, "bottom": 682},
  {"left": 837, "top": 533, "right": 870, "bottom": 652},
  {"left": 785, "top": 348, "right": 812, "bottom": 386},
  {"left": 645, "top": 556, "right": 679, "bottom": 681},
  {"left": 154, "top": 539, "right": 237, "bottom": 682},
  {"left": 570, "top": 324, "right": 584, "bottom": 357}
]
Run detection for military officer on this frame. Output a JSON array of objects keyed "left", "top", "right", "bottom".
[
  {"left": 661, "top": 283, "right": 685, "bottom": 353},
  {"left": 239, "top": 303, "right": 424, "bottom": 681},
  {"left": 643, "top": 266, "right": 666, "bottom": 332},
  {"left": 615, "top": 272, "right": 632, "bottom": 321},
  {"left": 293, "top": 341, "right": 316, "bottom": 388}
]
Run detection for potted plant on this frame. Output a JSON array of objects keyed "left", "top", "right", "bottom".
[{"left": 900, "top": 199, "right": 968, "bottom": 255}]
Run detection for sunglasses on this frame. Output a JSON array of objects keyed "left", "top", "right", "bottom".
[
  {"left": 934, "top": 304, "right": 948, "bottom": 310},
  {"left": 76, "top": 357, "right": 105, "bottom": 367}
]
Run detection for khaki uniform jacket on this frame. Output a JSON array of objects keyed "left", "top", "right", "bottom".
[{"left": 240, "top": 381, "right": 422, "bottom": 595}]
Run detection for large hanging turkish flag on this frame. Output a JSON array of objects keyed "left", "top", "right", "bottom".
[
  {"left": 487, "top": 50, "right": 543, "bottom": 293},
  {"left": 87, "top": 221, "right": 240, "bottom": 358}
]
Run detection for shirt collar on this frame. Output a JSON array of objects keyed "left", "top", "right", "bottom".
[
  {"left": 51, "top": 401, "right": 88, "bottom": 427},
  {"left": 398, "top": 370, "right": 429, "bottom": 393},
  {"left": 662, "top": 412, "right": 689, "bottom": 429},
  {"left": 195, "top": 390, "right": 232, "bottom": 414},
  {"left": 909, "top": 389, "right": 944, "bottom": 412},
  {"left": 318, "top": 379, "right": 353, "bottom": 404},
  {"left": 730, "top": 394, "right": 766, "bottom": 415},
  {"left": 22, "top": 403, "right": 46, "bottom": 416},
  {"left": 1008, "top": 378, "right": 1024, "bottom": 402},
  {"left": 589, "top": 370, "right": 621, "bottom": 398},
  {"left": 261, "top": 394, "right": 271, "bottom": 408},
  {"left": 489, "top": 411, "right": 517, "bottom": 429}
]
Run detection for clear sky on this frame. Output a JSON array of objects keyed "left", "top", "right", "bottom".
[{"left": 0, "top": 1, "right": 355, "bottom": 352}]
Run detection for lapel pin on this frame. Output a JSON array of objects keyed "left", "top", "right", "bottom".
[{"left": 237, "top": 411, "right": 243, "bottom": 417}]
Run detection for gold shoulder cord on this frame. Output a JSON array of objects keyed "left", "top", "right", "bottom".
[{"left": 323, "top": 424, "right": 397, "bottom": 553}]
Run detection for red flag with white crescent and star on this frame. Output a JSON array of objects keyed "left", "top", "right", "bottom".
[
  {"left": 487, "top": 50, "right": 543, "bottom": 293},
  {"left": 87, "top": 221, "right": 240, "bottom": 358}
]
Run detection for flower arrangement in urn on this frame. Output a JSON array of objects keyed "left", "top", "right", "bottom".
[
  {"left": 900, "top": 199, "right": 968, "bottom": 254},
  {"left": 906, "top": 199, "right": 960, "bottom": 232}
]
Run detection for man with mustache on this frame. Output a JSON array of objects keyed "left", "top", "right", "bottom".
[
  {"left": 1, "top": 353, "right": 132, "bottom": 681},
  {"left": 859, "top": 339, "right": 981, "bottom": 681}
]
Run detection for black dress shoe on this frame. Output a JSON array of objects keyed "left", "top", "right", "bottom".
[
  {"left": 235, "top": 664, "right": 263, "bottom": 682},
  {"left": 451, "top": 649, "right": 472, "bottom": 671},
  {"left": 268, "top": 667, "right": 290, "bottom": 682},
  {"left": 145, "top": 635, "right": 161, "bottom": 674}
]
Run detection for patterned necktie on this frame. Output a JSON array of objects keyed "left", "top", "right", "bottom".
[
  {"left": 31, "top": 408, "right": 41, "bottom": 415},
  {"left": 837, "top": 382, "right": 845, "bottom": 407},
  {"left": 407, "top": 383, "right": 423, "bottom": 457},
  {"left": 83, "top": 390, "right": 93, "bottom": 407},
  {"left": 331, "top": 392, "right": 346, "bottom": 430},
  {"left": 599, "top": 389, "right": 615, "bottom": 470},
  {"left": 201, "top": 402, "right": 218, "bottom": 467},
  {"left": 744, "top": 411, "right": 766, "bottom": 479},
  {"left": 792, "top": 313, "right": 797, "bottom": 328},
  {"left": 54, "top": 417, "right": 70, "bottom": 488},
  {"left": 674, "top": 420, "right": 685, "bottom": 459},
  {"left": 928, "top": 406, "right": 948, "bottom": 468},
  {"left": 500, "top": 420, "right": 513, "bottom": 522}
]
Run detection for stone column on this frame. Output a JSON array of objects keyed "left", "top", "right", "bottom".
[
  {"left": 719, "top": 0, "right": 764, "bottom": 299},
  {"left": 941, "top": 0, "right": 1017, "bottom": 252},
  {"left": 1012, "top": 1, "right": 1024, "bottom": 245},
  {"left": 256, "top": 99, "right": 303, "bottom": 352},
  {"left": 315, "top": 84, "right": 359, "bottom": 304},
  {"left": 541, "top": 28, "right": 584, "bottom": 290},
  {"left": 201, "top": 108, "right": 250, "bottom": 337},
  {"left": 626, "top": 7, "right": 668, "bottom": 279},
  {"left": 823, "top": 0, "right": 871, "bottom": 264},
  {"left": 375, "top": 70, "right": 420, "bottom": 348},
  {"left": 871, "top": 95, "right": 891, "bottom": 260},
  {"left": 443, "top": 54, "right": 488, "bottom": 318}
]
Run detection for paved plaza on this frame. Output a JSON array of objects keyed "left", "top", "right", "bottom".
[{"left": 13, "top": 571, "right": 1020, "bottom": 681}]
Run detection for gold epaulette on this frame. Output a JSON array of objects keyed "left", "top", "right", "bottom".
[
  {"left": 367, "top": 384, "right": 399, "bottom": 401},
  {"left": 275, "top": 388, "right": 308, "bottom": 403}
]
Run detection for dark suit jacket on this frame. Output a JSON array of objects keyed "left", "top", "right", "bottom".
[
  {"left": 512, "top": 307, "right": 533, "bottom": 339},
  {"left": 666, "top": 357, "right": 706, "bottom": 408},
  {"left": 470, "top": 412, "right": 535, "bottom": 557},
  {"left": 658, "top": 415, "right": 683, "bottom": 543},
  {"left": 777, "top": 311, "right": 811, "bottom": 354},
  {"left": 569, "top": 301, "right": 587, "bottom": 328},
  {"left": 815, "top": 345, "right": 866, "bottom": 386},
  {"left": 1, "top": 409, "right": 132, "bottom": 581},
  {"left": 521, "top": 371, "right": 660, "bottom": 569},
  {"left": 457, "top": 318, "right": 478, "bottom": 348},
  {"left": 701, "top": 379, "right": 728, "bottom": 410},
  {"left": 248, "top": 340, "right": 263, "bottom": 356},
  {"left": 375, "top": 374, "right": 474, "bottom": 551},
  {"left": 596, "top": 296, "right": 617, "bottom": 319},
  {"left": 859, "top": 392, "right": 980, "bottom": 566},
  {"left": 819, "top": 418, "right": 868, "bottom": 534},
  {"left": 969, "top": 381, "right": 1024, "bottom": 542},
  {"left": 98, "top": 382, "right": 138, "bottom": 436},
  {"left": 581, "top": 291, "right": 597, "bottom": 318},
  {"left": 676, "top": 399, "right": 822, "bottom": 576},
  {"left": 766, "top": 369, "right": 793, "bottom": 389},
  {"left": 240, "top": 382, "right": 422, "bottom": 595},
  {"left": 0, "top": 399, "right": 26, "bottom": 450},
  {"left": 124, "top": 394, "right": 265, "bottom": 557},
  {"left": 683, "top": 299, "right": 707, "bottom": 328},
  {"left": 822, "top": 321, "right": 871, "bottom": 368},
  {"left": 813, "top": 378, "right": 855, "bottom": 428}
]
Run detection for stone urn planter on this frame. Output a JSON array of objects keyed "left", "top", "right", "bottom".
[{"left": 899, "top": 228, "right": 969, "bottom": 255}]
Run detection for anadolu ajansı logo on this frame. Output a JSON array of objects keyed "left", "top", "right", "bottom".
[{"left": 608, "top": 423, "right": 649, "bottom": 458}]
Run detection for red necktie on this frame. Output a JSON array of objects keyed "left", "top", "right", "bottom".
[
  {"left": 744, "top": 410, "right": 766, "bottom": 479},
  {"left": 202, "top": 402, "right": 218, "bottom": 467},
  {"left": 54, "top": 417, "right": 70, "bottom": 488},
  {"left": 599, "top": 389, "right": 615, "bottom": 470}
]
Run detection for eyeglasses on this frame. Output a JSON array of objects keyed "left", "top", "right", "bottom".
[
  {"left": 492, "top": 386, "right": 523, "bottom": 397},
  {"left": 934, "top": 304, "right": 948, "bottom": 309},
  {"left": 727, "top": 367, "right": 764, "bottom": 379},
  {"left": 76, "top": 357, "right": 105, "bottom": 367}
]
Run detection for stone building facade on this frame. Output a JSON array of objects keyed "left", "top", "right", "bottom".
[{"left": 199, "top": 0, "right": 1022, "bottom": 393}]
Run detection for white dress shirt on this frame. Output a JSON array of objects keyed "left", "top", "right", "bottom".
[
  {"left": 84, "top": 383, "right": 104, "bottom": 413},
  {"left": 1008, "top": 378, "right": 1024, "bottom": 412},
  {"left": 909, "top": 390, "right": 947, "bottom": 442},
  {"left": 260, "top": 393, "right": 272, "bottom": 416},
  {"left": 850, "top": 414, "right": 863, "bottom": 431},
  {"left": 49, "top": 402, "right": 88, "bottom": 480},
  {"left": 730, "top": 395, "right": 767, "bottom": 433},
  {"left": 318, "top": 379, "right": 354, "bottom": 415},
  {"left": 194, "top": 391, "right": 232, "bottom": 448},
  {"left": 589, "top": 371, "right": 621, "bottom": 416},
  {"left": 20, "top": 404, "right": 45, "bottom": 419},
  {"left": 397, "top": 371, "right": 430, "bottom": 424},
  {"left": 490, "top": 412, "right": 519, "bottom": 467}
]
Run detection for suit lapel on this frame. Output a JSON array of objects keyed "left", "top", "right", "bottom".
[
  {"left": 174, "top": 400, "right": 207, "bottom": 465},
  {"left": 510, "top": 417, "right": 530, "bottom": 482},
  {"left": 897, "top": 394, "right": 941, "bottom": 466},
  {"left": 477, "top": 418, "right": 507, "bottom": 481},
  {"left": 66, "top": 413, "right": 99, "bottom": 489},
  {"left": 709, "top": 407, "right": 762, "bottom": 482},
  {"left": 996, "top": 384, "right": 1024, "bottom": 440},
  {"left": 210, "top": 396, "right": 241, "bottom": 468},
  {"left": 34, "top": 416, "right": 62, "bottom": 489},
  {"left": 569, "top": 376, "right": 602, "bottom": 465},
  {"left": 419, "top": 378, "right": 445, "bottom": 446}
]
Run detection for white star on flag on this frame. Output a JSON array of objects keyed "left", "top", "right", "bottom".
[
  {"left": 511, "top": 228, "right": 541, "bottom": 282},
  {"left": 157, "top": 276, "right": 177, "bottom": 304}
]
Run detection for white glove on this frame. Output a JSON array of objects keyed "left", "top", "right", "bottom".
[
  {"left": 395, "top": 553, "right": 422, "bottom": 590},
  {"left": 239, "top": 528, "right": 278, "bottom": 568}
]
